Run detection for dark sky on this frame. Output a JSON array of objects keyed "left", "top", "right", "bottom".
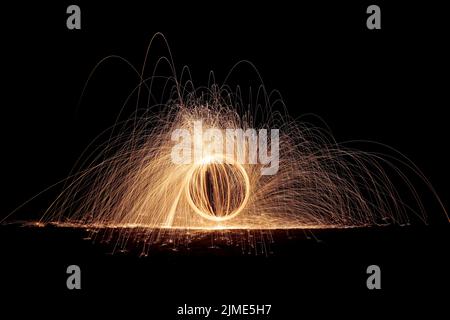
[{"left": 1, "top": 1, "right": 448, "bottom": 223}]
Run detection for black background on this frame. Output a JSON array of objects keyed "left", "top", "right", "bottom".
[{"left": 1, "top": 1, "right": 448, "bottom": 317}]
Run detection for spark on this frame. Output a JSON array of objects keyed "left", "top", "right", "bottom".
[{"left": 22, "top": 33, "right": 446, "bottom": 254}]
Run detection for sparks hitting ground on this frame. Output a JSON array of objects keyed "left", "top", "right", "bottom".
[{"left": 8, "top": 34, "right": 445, "bottom": 253}]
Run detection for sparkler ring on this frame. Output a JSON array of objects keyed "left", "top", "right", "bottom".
[{"left": 185, "top": 155, "right": 250, "bottom": 222}]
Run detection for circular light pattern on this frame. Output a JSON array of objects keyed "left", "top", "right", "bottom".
[{"left": 185, "top": 156, "right": 250, "bottom": 221}]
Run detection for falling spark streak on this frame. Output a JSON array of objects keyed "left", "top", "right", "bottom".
[{"left": 8, "top": 33, "right": 446, "bottom": 254}]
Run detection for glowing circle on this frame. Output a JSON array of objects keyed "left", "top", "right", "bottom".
[{"left": 185, "top": 156, "right": 250, "bottom": 221}]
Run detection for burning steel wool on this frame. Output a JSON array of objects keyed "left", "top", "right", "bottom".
[{"left": 21, "top": 34, "right": 443, "bottom": 253}]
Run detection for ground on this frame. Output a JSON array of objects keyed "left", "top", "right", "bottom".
[{"left": 0, "top": 222, "right": 447, "bottom": 317}]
